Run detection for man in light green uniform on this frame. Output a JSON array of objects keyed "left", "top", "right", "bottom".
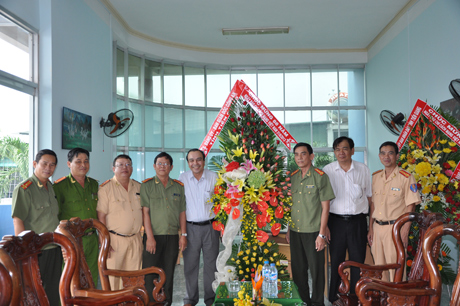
[
  {"left": 12, "top": 149, "right": 62, "bottom": 305},
  {"left": 141, "top": 152, "right": 187, "bottom": 305},
  {"left": 286, "top": 142, "right": 335, "bottom": 306},
  {"left": 53, "top": 147, "right": 99, "bottom": 285}
]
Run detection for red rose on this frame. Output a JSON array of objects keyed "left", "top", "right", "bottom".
[
  {"left": 276, "top": 140, "right": 280, "bottom": 145},
  {"left": 447, "top": 217, "right": 451, "bottom": 222},
  {"left": 251, "top": 268, "right": 255, "bottom": 272},
  {"left": 275, "top": 206, "right": 284, "bottom": 218},
  {"left": 230, "top": 118, "right": 235, "bottom": 122},
  {"left": 256, "top": 230, "right": 269, "bottom": 243},
  {"left": 251, "top": 113, "right": 255, "bottom": 118},
  {"left": 232, "top": 208, "right": 240, "bottom": 219},
  {"left": 247, "top": 110, "right": 250, "bottom": 114},
  {"left": 452, "top": 147, "right": 458, "bottom": 152},
  {"left": 251, "top": 273, "right": 255, "bottom": 279},
  {"left": 407, "top": 245, "right": 413, "bottom": 252},
  {"left": 247, "top": 122, "right": 251, "bottom": 126},
  {"left": 271, "top": 223, "right": 281, "bottom": 236},
  {"left": 443, "top": 162, "right": 451, "bottom": 169},
  {"left": 226, "top": 161, "right": 240, "bottom": 172},
  {"left": 253, "top": 122, "right": 256, "bottom": 126},
  {"left": 233, "top": 128, "right": 237, "bottom": 133},
  {"left": 243, "top": 101, "right": 247, "bottom": 105}
]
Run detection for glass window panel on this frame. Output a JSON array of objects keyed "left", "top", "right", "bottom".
[
  {"left": 285, "top": 69, "right": 310, "bottom": 107},
  {"left": 145, "top": 59, "right": 161, "bottom": 103},
  {"left": 231, "top": 70, "right": 256, "bottom": 93},
  {"left": 0, "top": 85, "right": 31, "bottom": 200},
  {"left": 312, "top": 110, "right": 333, "bottom": 148},
  {"left": 145, "top": 105, "right": 162, "bottom": 148},
  {"left": 207, "top": 69, "right": 230, "bottom": 108},
  {"left": 128, "top": 54, "right": 141, "bottom": 100},
  {"left": 258, "top": 70, "right": 283, "bottom": 108},
  {"left": 129, "top": 151, "right": 144, "bottom": 182},
  {"left": 284, "top": 110, "right": 311, "bottom": 144},
  {"left": 116, "top": 99, "right": 127, "bottom": 147},
  {"left": 145, "top": 152, "right": 159, "bottom": 179},
  {"left": 164, "top": 63, "right": 183, "bottom": 105},
  {"left": 206, "top": 110, "right": 221, "bottom": 151},
  {"left": 0, "top": 15, "right": 31, "bottom": 80},
  {"left": 312, "top": 69, "right": 338, "bottom": 107},
  {"left": 271, "top": 111, "right": 284, "bottom": 124},
  {"left": 340, "top": 69, "right": 364, "bottom": 107},
  {"left": 164, "top": 108, "right": 183, "bottom": 148},
  {"left": 346, "top": 110, "right": 365, "bottom": 148},
  {"left": 128, "top": 102, "right": 143, "bottom": 147},
  {"left": 185, "top": 109, "right": 206, "bottom": 148},
  {"left": 116, "top": 49, "right": 125, "bottom": 96},
  {"left": 185, "top": 67, "right": 204, "bottom": 107},
  {"left": 169, "top": 152, "right": 185, "bottom": 179}
]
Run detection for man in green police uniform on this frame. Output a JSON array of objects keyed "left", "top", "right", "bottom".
[
  {"left": 286, "top": 142, "right": 335, "bottom": 306},
  {"left": 53, "top": 147, "right": 99, "bottom": 285},
  {"left": 11, "top": 149, "right": 62, "bottom": 305},
  {"left": 141, "top": 152, "right": 187, "bottom": 306}
]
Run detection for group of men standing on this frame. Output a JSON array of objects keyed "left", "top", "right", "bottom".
[
  {"left": 10, "top": 136, "right": 420, "bottom": 306},
  {"left": 288, "top": 137, "right": 421, "bottom": 306},
  {"left": 11, "top": 147, "right": 219, "bottom": 306}
]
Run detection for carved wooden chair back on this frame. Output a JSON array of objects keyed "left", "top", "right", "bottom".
[
  {"left": 423, "top": 223, "right": 460, "bottom": 306},
  {"left": 0, "top": 249, "right": 17, "bottom": 306},
  {"left": 0, "top": 231, "right": 76, "bottom": 306}
]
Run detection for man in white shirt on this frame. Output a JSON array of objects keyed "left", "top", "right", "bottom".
[
  {"left": 323, "top": 137, "right": 372, "bottom": 304},
  {"left": 179, "top": 149, "right": 219, "bottom": 306}
]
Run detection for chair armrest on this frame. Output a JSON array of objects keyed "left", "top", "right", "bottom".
[
  {"left": 103, "top": 266, "right": 166, "bottom": 302},
  {"left": 356, "top": 277, "right": 436, "bottom": 306},
  {"left": 65, "top": 294, "right": 145, "bottom": 305},
  {"left": 337, "top": 260, "right": 401, "bottom": 293},
  {"left": 73, "top": 287, "right": 148, "bottom": 305}
]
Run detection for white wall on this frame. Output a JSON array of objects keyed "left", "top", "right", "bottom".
[{"left": 366, "top": 0, "right": 460, "bottom": 172}]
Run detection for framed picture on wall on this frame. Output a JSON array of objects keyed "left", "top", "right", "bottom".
[{"left": 62, "top": 107, "right": 92, "bottom": 152}]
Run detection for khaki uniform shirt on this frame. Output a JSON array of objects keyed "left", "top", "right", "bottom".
[
  {"left": 140, "top": 176, "right": 186, "bottom": 235},
  {"left": 372, "top": 167, "right": 421, "bottom": 221},
  {"left": 291, "top": 167, "right": 335, "bottom": 233},
  {"left": 97, "top": 176, "right": 142, "bottom": 235},
  {"left": 11, "top": 174, "right": 60, "bottom": 247},
  {"left": 53, "top": 174, "right": 99, "bottom": 221}
]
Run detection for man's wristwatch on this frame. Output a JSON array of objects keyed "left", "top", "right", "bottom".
[
  {"left": 318, "top": 234, "right": 327, "bottom": 240},
  {"left": 181, "top": 233, "right": 187, "bottom": 237}
]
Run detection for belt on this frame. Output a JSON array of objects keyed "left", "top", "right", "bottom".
[
  {"left": 329, "top": 213, "right": 367, "bottom": 221},
  {"left": 187, "top": 219, "right": 215, "bottom": 226},
  {"left": 109, "top": 230, "right": 136, "bottom": 237},
  {"left": 375, "top": 219, "right": 396, "bottom": 226}
]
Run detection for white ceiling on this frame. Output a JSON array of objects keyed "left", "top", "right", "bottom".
[{"left": 102, "top": 0, "right": 414, "bottom": 52}]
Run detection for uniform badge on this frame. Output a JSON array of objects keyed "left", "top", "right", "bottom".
[
  {"left": 306, "top": 185, "right": 315, "bottom": 188},
  {"left": 391, "top": 187, "right": 401, "bottom": 191},
  {"left": 410, "top": 183, "right": 418, "bottom": 193}
]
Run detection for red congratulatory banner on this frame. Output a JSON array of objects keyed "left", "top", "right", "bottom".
[{"left": 200, "top": 80, "right": 297, "bottom": 156}]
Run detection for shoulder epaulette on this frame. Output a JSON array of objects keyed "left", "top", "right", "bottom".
[
  {"left": 291, "top": 169, "right": 300, "bottom": 176},
  {"left": 21, "top": 180, "right": 32, "bottom": 190},
  {"left": 142, "top": 177, "right": 154, "bottom": 183},
  {"left": 314, "top": 168, "right": 324, "bottom": 176},
  {"left": 372, "top": 169, "right": 383, "bottom": 176},
  {"left": 54, "top": 176, "right": 67, "bottom": 184},
  {"left": 173, "top": 179, "right": 184, "bottom": 186},
  {"left": 399, "top": 169, "right": 411, "bottom": 178},
  {"left": 99, "top": 179, "right": 110, "bottom": 187}
]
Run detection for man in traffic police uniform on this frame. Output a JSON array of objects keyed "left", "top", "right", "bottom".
[
  {"left": 54, "top": 147, "right": 99, "bottom": 285},
  {"left": 97, "top": 154, "right": 143, "bottom": 290},
  {"left": 11, "top": 149, "right": 62, "bottom": 305},
  {"left": 369, "top": 141, "right": 421, "bottom": 281},
  {"left": 286, "top": 142, "right": 335, "bottom": 306},
  {"left": 141, "top": 152, "right": 187, "bottom": 305}
]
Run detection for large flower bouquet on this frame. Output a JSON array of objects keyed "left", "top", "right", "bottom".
[
  {"left": 211, "top": 98, "right": 293, "bottom": 243},
  {"left": 398, "top": 106, "right": 459, "bottom": 283}
]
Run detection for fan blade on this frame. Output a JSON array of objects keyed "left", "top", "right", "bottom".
[
  {"left": 112, "top": 113, "right": 121, "bottom": 124},
  {"left": 109, "top": 118, "right": 130, "bottom": 134}
]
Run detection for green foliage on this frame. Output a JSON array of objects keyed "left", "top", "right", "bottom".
[{"left": 0, "top": 136, "right": 29, "bottom": 198}]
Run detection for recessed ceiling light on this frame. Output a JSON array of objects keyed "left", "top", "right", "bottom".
[{"left": 222, "top": 27, "right": 289, "bottom": 36}]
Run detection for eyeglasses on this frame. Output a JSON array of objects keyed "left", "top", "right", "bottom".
[
  {"left": 156, "top": 162, "right": 170, "bottom": 167},
  {"left": 115, "top": 163, "right": 132, "bottom": 168}
]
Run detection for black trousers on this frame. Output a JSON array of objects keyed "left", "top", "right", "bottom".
[
  {"left": 328, "top": 214, "right": 367, "bottom": 303},
  {"left": 38, "top": 246, "right": 63, "bottom": 305},
  {"left": 142, "top": 234, "right": 179, "bottom": 305},
  {"left": 290, "top": 231, "right": 325, "bottom": 306}
]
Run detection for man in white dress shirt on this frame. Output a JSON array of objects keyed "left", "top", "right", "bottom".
[
  {"left": 179, "top": 149, "right": 219, "bottom": 306},
  {"left": 323, "top": 137, "right": 372, "bottom": 303}
]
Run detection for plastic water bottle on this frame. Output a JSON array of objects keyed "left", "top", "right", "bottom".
[
  {"left": 268, "top": 263, "right": 278, "bottom": 298},
  {"left": 262, "top": 260, "right": 270, "bottom": 296}
]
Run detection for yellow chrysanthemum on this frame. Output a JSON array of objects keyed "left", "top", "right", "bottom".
[
  {"left": 443, "top": 148, "right": 452, "bottom": 153},
  {"left": 231, "top": 258, "right": 235, "bottom": 261},
  {"left": 245, "top": 261, "right": 249, "bottom": 265},
  {"left": 237, "top": 251, "right": 244, "bottom": 256},
  {"left": 245, "top": 268, "right": 249, "bottom": 272},
  {"left": 267, "top": 242, "right": 272, "bottom": 247},
  {"left": 400, "top": 154, "right": 406, "bottom": 160},
  {"left": 280, "top": 270, "right": 284, "bottom": 274},
  {"left": 455, "top": 181, "right": 459, "bottom": 189},
  {"left": 245, "top": 250, "right": 250, "bottom": 255},
  {"left": 263, "top": 249, "right": 269, "bottom": 254},
  {"left": 243, "top": 256, "right": 248, "bottom": 261},
  {"left": 273, "top": 253, "right": 278, "bottom": 257},
  {"left": 270, "top": 257, "right": 274, "bottom": 262},
  {"left": 402, "top": 162, "right": 408, "bottom": 169},
  {"left": 433, "top": 196, "right": 441, "bottom": 202},
  {"left": 252, "top": 246, "right": 257, "bottom": 251},
  {"left": 436, "top": 173, "right": 449, "bottom": 184},
  {"left": 250, "top": 257, "right": 256, "bottom": 262},
  {"left": 422, "top": 186, "right": 431, "bottom": 194},
  {"left": 449, "top": 141, "right": 457, "bottom": 147},
  {"left": 415, "top": 162, "right": 432, "bottom": 177},
  {"left": 434, "top": 149, "right": 442, "bottom": 154},
  {"left": 258, "top": 242, "right": 264, "bottom": 247},
  {"left": 236, "top": 260, "right": 241, "bottom": 264},
  {"left": 448, "top": 160, "right": 457, "bottom": 168},
  {"left": 252, "top": 252, "right": 257, "bottom": 257},
  {"left": 239, "top": 270, "right": 244, "bottom": 274},
  {"left": 440, "top": 139, "right": 448, "bottom": 144},
  {"left": 438, "top": 184, "right": 445, "bottom": 192}
]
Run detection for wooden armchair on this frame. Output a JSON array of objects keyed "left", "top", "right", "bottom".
[
  {"left": 0, "top": 230, "right": 145, "bottom": 305},
  {"left": 333, "top": 210, "right": 444, "bottom": 306},
  {"left": 356, "top": 222, "right": 460, "bottom": 306},
  {"left": 56, "top": 217, "right": 166, "bottom": 305},
  {"left": 0, "top": 249, "right": 17, "bottom": 306}
]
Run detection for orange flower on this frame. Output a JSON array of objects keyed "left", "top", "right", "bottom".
[
  {"left": 442, "top": 251, "right": 447, "bottom": 257},
  {"left": 407, "top": 259, "right": 413, "bottom": 267}
]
